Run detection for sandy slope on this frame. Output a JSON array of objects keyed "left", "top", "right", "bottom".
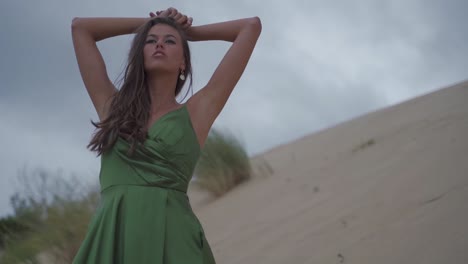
[{"left": 189, "top": 80, "right": 468, "bottom": 264}]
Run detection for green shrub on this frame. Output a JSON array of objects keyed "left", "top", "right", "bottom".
[
  {"left": 0, "top": 166, "right": 99, "bottom": 264},
  {"left": 193, "top": 128, "right": 252, "bottom": 197}
]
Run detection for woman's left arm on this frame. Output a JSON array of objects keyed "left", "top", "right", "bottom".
[{"left": 186, "top": 17, "right": 262, "bottom": 144}]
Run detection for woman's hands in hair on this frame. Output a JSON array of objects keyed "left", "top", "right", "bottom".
[{"left": 149, "top": 7, "right": 193, "bottom": 30}]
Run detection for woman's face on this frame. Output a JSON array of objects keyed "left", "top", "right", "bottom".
[{"left": 143, "top": 24, "right": 185, "bottom": 75}]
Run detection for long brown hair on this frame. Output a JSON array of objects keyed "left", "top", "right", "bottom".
[{"left": 87, "top": 17, "right": 193, "bottom": 157}]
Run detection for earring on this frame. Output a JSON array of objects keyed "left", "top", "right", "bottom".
[{"left": 179, "top": 70, "right": 185, "bottom": 81}]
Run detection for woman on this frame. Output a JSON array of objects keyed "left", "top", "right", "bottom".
[{"left": 71, "top": 7, "right": 261, "bottom": 264}]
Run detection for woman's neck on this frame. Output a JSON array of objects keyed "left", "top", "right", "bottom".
[{"left": 146, "top": 72, "right": 180, "bottom": 113}]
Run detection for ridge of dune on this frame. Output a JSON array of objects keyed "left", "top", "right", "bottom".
[{"left": 189, "top": 79, "right": 468, "bottom": 264}]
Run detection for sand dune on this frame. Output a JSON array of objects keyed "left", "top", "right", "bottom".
[{"left": 189, "top": 80, "right": 468, "bottom": 264}]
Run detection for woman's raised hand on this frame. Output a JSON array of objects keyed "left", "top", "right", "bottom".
[{"left": 149, "top": 7, "right": 193, "bottom": 30}]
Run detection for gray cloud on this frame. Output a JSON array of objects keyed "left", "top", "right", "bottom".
[{"left": 1, "top": 0, "right": 467, "bottom": 216}]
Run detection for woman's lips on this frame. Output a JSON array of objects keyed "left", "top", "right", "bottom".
[{"left": 153, "top": 51, "right": 166, "bottom": 57}]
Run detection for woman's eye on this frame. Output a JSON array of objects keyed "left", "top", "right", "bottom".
[
  {"left": 145, "top": 39, "right": 156, "bottom": 44},
  {"left": 165, "top": 39, "right": 176, "bottom": 44}
]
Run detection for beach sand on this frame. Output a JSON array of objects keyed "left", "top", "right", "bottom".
[{"left": 188, "top": 80, "right": 468, "bottom": 264}]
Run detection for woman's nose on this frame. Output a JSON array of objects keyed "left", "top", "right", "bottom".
[{"left": 156, "top": 40, "right": 164, "bottom": 48}]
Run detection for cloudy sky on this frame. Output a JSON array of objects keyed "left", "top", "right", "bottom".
[{"left": 1, "top": 0, "right": 467, "bottom": 217}]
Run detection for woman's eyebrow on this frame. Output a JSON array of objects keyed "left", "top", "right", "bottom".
[{"left": 147, "top": 34, "right": 177, "bottom": 39}]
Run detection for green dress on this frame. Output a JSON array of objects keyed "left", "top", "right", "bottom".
[{"left": 73, "top": 104, "right": 216, "bottom": 264}]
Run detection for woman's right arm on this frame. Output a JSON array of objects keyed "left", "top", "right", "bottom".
[{"left": 71, "top": 17, "right": 150, "bottom": 121}]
